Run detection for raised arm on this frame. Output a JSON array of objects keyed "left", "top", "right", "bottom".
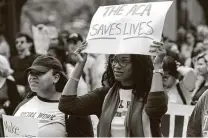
[
  {"left": 62, "top": 41, "right": 88, "bottom": 96},
  {"left": 145, "top": 41, "right": 168, "bottom": 118},
  {"left": 59, "top": 41, "right": 109, "bottom": 117}
]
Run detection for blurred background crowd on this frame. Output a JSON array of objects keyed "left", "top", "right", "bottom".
[{"left": 1, "top": 0, "right": 208, "bottom": 103}]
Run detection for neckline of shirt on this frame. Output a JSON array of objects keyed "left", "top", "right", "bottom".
[{"left": 37, "top": 96, "right": 59, "bottom": 103}]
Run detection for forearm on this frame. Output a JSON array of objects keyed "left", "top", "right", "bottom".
[
  {"left": 59, "top": 87, "right": 109, "bottom": 116},
  {"left": 62, "top": 62, "right": 85, "bottom": 96},
  {"left": 59, "top": 95, "right": 89, "bottom": 115},
  {"left": 147, "top": 70, "right": 167, "bottom": 117},
  {"left": 150, "top": 72, "right": 164, "bottom": 92}
]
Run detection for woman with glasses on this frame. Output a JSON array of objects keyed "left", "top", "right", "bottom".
[{"left": 59, "top": 41, "right": 167, "bottom": 137}]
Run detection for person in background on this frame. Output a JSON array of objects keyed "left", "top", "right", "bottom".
[
  {"left": 177, "top": 26, "right": 187, "bottom": 46},
  {"left": 192, "top": 41, "right": 205, "bottom": 58},
  {"left": 66, "top": 33, "right": 84, "bottom": 65},
  {"left": 203, "top": 39, "right": 208, "bottom": 51},
  {"left": 196, "top": 25, "right": 208, "bottom": 42},
  {"left": 162, "top": 56, "right": 197, "bottom": 104},
  {"left": 180, "top": 42, "right": 193, "bottom": 67},
  {"left": 187, "top": 87, "right": 208, "bottom": 137},
  {"left": 47, "top": 43, "right": 88, "bottom": 96},
  {"left": 58, "top": 30, "right": 70, "bottom": 49},
  {"left": 10, "top": 33, "right": 38, "bottom": 99},
  {"left": 66, "top": 33, "right": 95, "bottom": 90},
  {"left": 165, "top": 41, "right": 180, "bottom": 55},
  {"left": 0, "top": 54, "right": 21, "bottom": 115},
  {"left": 191, "top": 52, "right": 208, "bottom": 105},
  {"left": 0, "top": 35, "right": 10, "bottom": 59},
  {"left": 186, "top": 30, "right": 197, "bottom": 52},
  {"left": 0, "top": 55, "right": 21, "bottom": 137},
  {"left": 59, "top": 40, "right": 167, "bottom": 137},
  {"left": 13, "top": 55, "right": 93, "bottom": 137}
]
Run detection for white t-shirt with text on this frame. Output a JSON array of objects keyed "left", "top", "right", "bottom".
[
  {"left": 111, "top": 89, "right": 132, "bottom": 137},
  {"left": 14, "top": 96, "right": 66, "bottom": 137}
]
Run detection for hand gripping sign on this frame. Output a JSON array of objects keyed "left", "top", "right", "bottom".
[{"left": 84, "top": 1, "right": 173, "bottom": 55}]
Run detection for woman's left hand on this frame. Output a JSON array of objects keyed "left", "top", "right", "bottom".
[{"left": 149, "top": 41, "right": 166, "bottom": 69}]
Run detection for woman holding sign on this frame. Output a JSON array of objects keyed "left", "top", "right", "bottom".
[{"left": 59, "top": 41, "right": 167, "bottom": 137}]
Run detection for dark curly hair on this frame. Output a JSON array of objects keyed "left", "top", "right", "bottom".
[{"left": 101, "top": 54, "right": 153, "bottom": 102}]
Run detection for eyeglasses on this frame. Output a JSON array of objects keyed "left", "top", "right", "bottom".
[{"left": 110, "top": 57, "right": 131, "bottom": 67}]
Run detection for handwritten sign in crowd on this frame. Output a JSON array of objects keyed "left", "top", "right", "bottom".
[
  {"left": 2, "top": 115, "right": 38, "bottom": 137},
  {"left": 84, "top": 1, "right": 173, "bottom": 55}
]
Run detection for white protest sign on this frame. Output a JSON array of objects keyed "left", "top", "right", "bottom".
[
  {"left": 84, "top": 1, "right": 173, "bottom": 55},
  {"left": 32, "top": 25, "right": 58, "bottom": 55},
  {"left": 2, "top": 115, "right": 38, "bottom": 137}
]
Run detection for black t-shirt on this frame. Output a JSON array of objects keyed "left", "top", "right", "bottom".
[{"left": 10, "top": 54, "right": 38, "bottom": 86}]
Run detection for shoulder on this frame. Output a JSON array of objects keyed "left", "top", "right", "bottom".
[
  {"left": 198, "top": 89, "right": 208, "bottom": 103},
  {"left": 13, "top": 93, "right": 36, "bottom": 115}
]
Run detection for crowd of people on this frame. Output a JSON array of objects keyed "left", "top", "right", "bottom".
[{"left": 0, "top": 21, "right": 208, "bottom": 136}]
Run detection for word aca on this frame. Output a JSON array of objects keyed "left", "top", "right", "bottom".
[{"left": 103, "top": 4, "right": 152, "bottom": 17}]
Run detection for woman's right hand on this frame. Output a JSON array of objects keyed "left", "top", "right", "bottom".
[{"left": 73, "top": 41, "right": 88, "bottom": 63}]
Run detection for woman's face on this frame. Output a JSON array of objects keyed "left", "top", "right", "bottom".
[
  {"left": 196, "top": 58, "right": 208, "bottom": 76},
  {"left": 28, "top": 69, "right": 57, "bottom": 93},
  {"left": 67, "top": 40, "right": 82, "bottom": 53},
  {"left": 186, "top": 33, "right": 195, "bottom": 45},
  {"left": 181, "top": 43, "right": 191, "bottom": 58},
  {"left": 110, "top": 54, "right": 133, "bottom": 83}
]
